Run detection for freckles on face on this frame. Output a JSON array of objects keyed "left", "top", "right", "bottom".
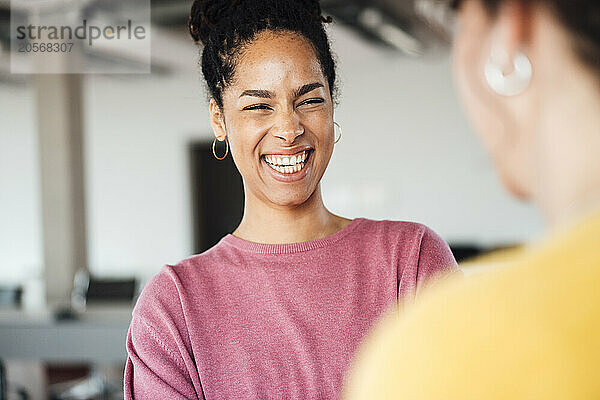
[{"left": 220, "top": 31, "right": 335, "bottom": 207}]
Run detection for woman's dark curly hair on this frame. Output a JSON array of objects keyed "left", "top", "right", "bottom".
[{"left": 188, "top": 0, "right": 336, "bottom": 108}]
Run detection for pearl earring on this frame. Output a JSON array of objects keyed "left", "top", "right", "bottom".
[{"left": 484, "top": 50, "right": 532, "bottom": 96}]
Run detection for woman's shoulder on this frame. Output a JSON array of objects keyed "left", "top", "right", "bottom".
[
  {"left": 132, "top": 264, "right": 185, "bottom": 316},
  {"left": 132, "top": 240, "right": 236, "bottom": 316},
  {"left": 162, "top": 237, "right": 240, "bottom": 278},
  {"left": 352, "top": 218, "right": 454, "bottom": 263},
  {"left": 352, "top": 217, "right": 438, "bottom": 241}
]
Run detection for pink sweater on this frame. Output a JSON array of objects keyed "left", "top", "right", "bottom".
[{"left": 124, "top": 218, "right": 458, "bottom": 399}]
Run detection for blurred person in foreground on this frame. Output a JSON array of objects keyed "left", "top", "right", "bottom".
[{"left": 345, "top": 0, "right": 600, "bottom": 398}]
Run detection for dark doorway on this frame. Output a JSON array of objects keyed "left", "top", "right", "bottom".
[{"left": 190, "top": 141, "right": 245, "bottom": 253}]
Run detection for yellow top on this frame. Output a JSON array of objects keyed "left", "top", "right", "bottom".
[{"left": 345, "top": 212, "right": 600, "bottom": 399}]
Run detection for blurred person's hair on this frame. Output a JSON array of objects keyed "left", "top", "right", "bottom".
[
  {"left": 420, "top": 0, "right": 600, "bottom": 77},
  {"left": 187, "top": 0, "right": 337, "bottom": 108}
]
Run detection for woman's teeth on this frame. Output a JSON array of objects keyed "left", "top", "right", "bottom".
[{"left": 264, "top": 151, "right": 309, "bottom": 174}]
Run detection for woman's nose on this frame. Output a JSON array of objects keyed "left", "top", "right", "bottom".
[{"left": 272, "top": 112, "right": 305, "bottom": 144}]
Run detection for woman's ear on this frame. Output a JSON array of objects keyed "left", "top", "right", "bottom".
[
  {"left": 209, "top": 98, "right": 227, "bottom": 141},
  {"left": 490, "top": 0, "right": 531, "bottom": 66}
]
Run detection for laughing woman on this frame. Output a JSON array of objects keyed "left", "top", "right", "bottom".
[{"left": 124, "top": 0, "right": 459, "bottom": 399}]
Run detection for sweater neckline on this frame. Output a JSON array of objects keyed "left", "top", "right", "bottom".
[{"left": 220, "top": 218, "right": 365, "bottom": 254}]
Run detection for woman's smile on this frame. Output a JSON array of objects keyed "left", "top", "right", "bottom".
[{"left": 261, "top": 148, "right": 314, "bottom": 182}]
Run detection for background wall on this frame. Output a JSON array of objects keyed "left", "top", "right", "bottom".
[
  {"left": 0, "top": 24, "right": 543, "bottom": 284},
  {"left": 0, "top": 81, "right": 41, "bottom": 284}
]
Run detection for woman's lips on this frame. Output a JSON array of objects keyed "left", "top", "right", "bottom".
[{"left": 261, "top": 149, "right": 312, "bottom": 182}]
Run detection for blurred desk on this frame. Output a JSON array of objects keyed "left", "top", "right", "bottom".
[{"left": 0, "top": 306, "right": 132, "bottom": 363}]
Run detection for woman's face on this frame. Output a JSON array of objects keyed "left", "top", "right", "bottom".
[
  {"left": 210, "top": 30, "right": 335, "bottom": 208},
  {"left": 452, "top": 0, "right": 535, "bottom": 198}
]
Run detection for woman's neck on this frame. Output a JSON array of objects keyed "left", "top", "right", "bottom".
[
  {"left": 232, "top": 186, "right": 351, "bottom": 244},
  {"left": 535, "top": 65, "right": 600, "bottom": 229},
  {"left": 546, "top": 187, "right": 600, "bottom": 231}
]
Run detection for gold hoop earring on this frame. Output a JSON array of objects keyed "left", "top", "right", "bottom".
[
  {"left": 334, "top": 121, "right": 342, "bottom": 144},
  {"left": 212, "top": 137, "right": 229, "bottom": 160}
]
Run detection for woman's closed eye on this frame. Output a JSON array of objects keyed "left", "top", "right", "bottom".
[
  {"left": 242, "top": 98, "right": 324, "bottom": 111},
  {"left": 243, "top": 103, "right": 273, "bottom": 111},
  {"left": 297, "top": 98, "right": 325, "bottom": 108}
]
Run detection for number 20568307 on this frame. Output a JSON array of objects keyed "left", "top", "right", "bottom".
[{"left": 18, "top": 42, "right": 74, "bottom": 52}]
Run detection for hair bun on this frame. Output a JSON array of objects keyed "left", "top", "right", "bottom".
[
  {"left": 296, "top": 0, "right": 333, "bottom": 23},
  {"left": 189, "top": 0, "right": 331, "bottom": 44},
  {"left": 188, "top": 0, "right": 241, "bottom": 45}
]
